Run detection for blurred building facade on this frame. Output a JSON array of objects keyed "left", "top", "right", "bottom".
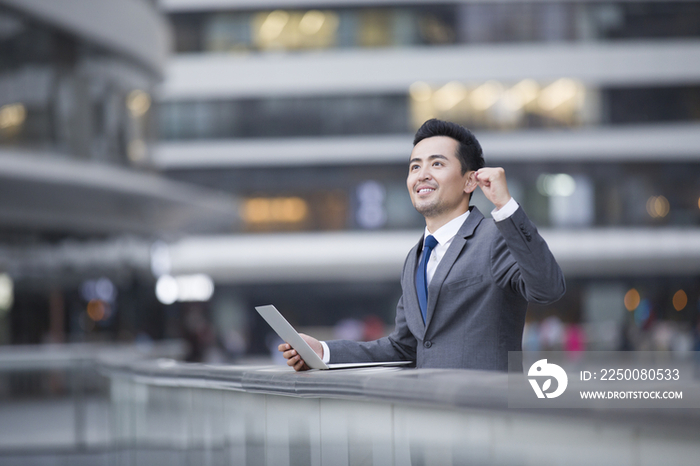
[
  {"left": 154, "top": 0, "right": 700, "bottom": 356},
  {"left": 0, "top": 0, "right": 237, "bottom": 350},
  {"left": 0, "top": 0, "right": 699, "bottom": 359}
]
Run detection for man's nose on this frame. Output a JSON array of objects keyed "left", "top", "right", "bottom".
[{"left": 417, "top": 166, "right": 431, "bottom": 180}]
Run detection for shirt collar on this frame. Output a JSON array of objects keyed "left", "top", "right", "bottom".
[{"left": 423, "top": 210, "right": 470, "bottom": 247}]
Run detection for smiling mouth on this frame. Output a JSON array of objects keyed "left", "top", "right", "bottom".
[{"left": 417, "top": 187, "right": 435, "bottom": 194}]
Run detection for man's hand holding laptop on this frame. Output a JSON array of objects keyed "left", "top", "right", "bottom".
[
  {"left": 259, "top": 304, "right": 411, "bottom": 370},
  {"left": 279, "top": 333, "right": 322, "bottom": 371}
]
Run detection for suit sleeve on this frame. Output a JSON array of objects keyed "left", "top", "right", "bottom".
[
  {"left": 326, "top": 295, "right": 417, "bottom": 364},
  {"left": 492, "top": 206, "right": 566, "bottom": 304}
]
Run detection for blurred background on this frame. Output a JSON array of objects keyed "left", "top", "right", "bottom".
[
  {"left": 0, "top": 0, "right": 699, "bottom": 460},
  {"left": 1, "top": 0, "right": 699, "bottom": 362}
]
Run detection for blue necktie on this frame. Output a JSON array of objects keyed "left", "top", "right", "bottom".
[{"left": 416, "top": 235, "right": 438, "bottom": 324}]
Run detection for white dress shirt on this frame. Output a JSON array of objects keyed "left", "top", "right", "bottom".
[
  {"left": 423, "top": 210, "right": 469, "bottom": 285},
  {"left": 320, "top": 198, "right": 520, "bottom": 363}
]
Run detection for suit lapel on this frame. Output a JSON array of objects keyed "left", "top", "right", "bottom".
[{"left": 424, "top": 206, "right": 484, "bottom": 330}]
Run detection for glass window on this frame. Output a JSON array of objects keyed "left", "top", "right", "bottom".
[
  {"left": 159, "top": 84, "right": 700, "bottom": 141},
  {"left": 409, "top": 79, "right": 593, "bottom": 131},
  {"left": 167, "top": 2, "right": 700, "bottom": 54},
  {"left": 604, "top": 85, "right": 700, "bottom": 125},
  {"left": 0, "top": 7, "right": 158, "bottom": 165},
  {"left": 159, "top": 94, "right": 409, "bottom": 140}
]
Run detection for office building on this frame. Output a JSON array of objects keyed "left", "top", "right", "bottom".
[{"left": 155, "top": 0, "right": 700, "bottom": 353}]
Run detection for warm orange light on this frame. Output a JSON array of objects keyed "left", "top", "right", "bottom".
[
  {"left": 299, "top": 10, "right": 326, "bottom": 35},
  {"left": 126, "top": 90, "right": 151, "bottom": 118},
  {"left": 0, "top": 103, "right": 26, "bottom": 130},
  {"left": 409, "top": 81, "right": 432, "bottom": 102},
  {"left": 241, "top": 197, "right": 308, "bottom": 224},
  {"left": 243, "top": 198, "right": 270, "bottom": 223},
  {"left": 253, "top": 10, "right": 338, "bottom": 50},
  {"left": 697, "top": 197, "right": 700, "bottom": 211},
  {"left": 87, "top": 300, "right": 108, "bottom": 321},
  {"left": 646, "top": 195, "right": 669, "bottom": 218},
  {"left": 624, "top": 288, "right": 640, "bottom": 311},
  {"left": 673, "top": 290, "right": 688, "bottom": 311}
]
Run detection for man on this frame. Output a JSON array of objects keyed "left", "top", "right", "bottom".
[{"left": 280, "top": 119, "right": 565, "bottom": 371}]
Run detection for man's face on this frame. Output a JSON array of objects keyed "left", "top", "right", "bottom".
[{"left": 407, "top": 136, "right": 475, "bottom": 222}]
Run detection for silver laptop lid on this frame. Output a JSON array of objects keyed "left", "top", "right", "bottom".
[{"left": 255, "top": 305, "right": 328, "bottom": 369}]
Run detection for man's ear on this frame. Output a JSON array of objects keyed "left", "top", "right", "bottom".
[{"left": 464, "top": 171, "right": 477, "bottom": 194}]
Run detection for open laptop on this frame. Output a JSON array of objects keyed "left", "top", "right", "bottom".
[{"left": 255, "top": 305, "right": 413, "bottom": 370}]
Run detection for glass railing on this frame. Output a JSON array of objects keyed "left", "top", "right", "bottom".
[
  {"left": 99, "top": 358, "right": 700, "bottom": 465},
  {"left": 4, "top": 343, "right": 698, "bottom": 464},
  {"left": 0, "top": 341, "right": 185, "bottom": 465}
]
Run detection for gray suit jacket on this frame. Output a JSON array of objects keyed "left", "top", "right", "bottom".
[{"left": 326, "top": 206, "right": 565, "bottom": 371}]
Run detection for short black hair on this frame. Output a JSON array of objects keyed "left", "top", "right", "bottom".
[{"left": 413, "top": 119, "right": 485, "bottom": 175}]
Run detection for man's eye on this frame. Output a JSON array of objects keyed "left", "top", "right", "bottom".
[
  {"left": 410, "top": 165, "right": 419, "bottom": 170},
  {"left": 433, "top": 162, "right": 442, "bottom": 167}
]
